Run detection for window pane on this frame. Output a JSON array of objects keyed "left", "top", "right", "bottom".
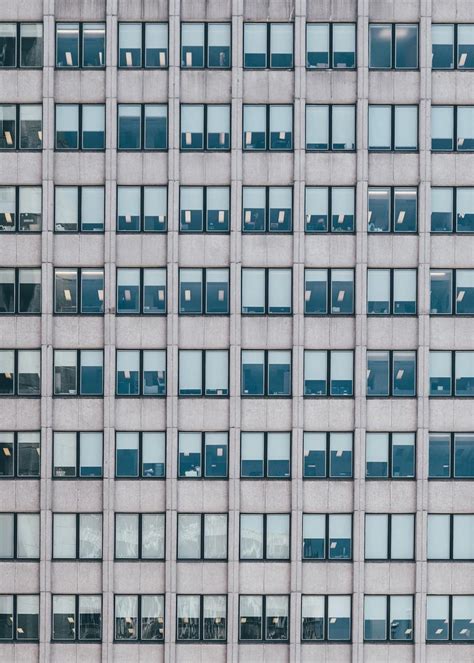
[
  {"left": 303, "top": 514, "right": 326, "bottom": 559},
  {"left": 208, "top": 23, "right": 230, "bottom": 68},
  {"left": 0, "top": 432, "right": 14, "bottom": 477},
  {"left": 332, "top": 106, "right": 355, "bottom": 150},
  {"left": 19, "top": 187, "right": 41, "bottom": 232},
  {"left": 57, "top": 23, "right": 79, "bottom": 67},
  {"left": 267, "top": 432, "right": 291, "bottom": 478},
  {"left": 55, "top": 187, "right": 78, "bottom": 232},
  {"left": 431, "top": 187, "right": 453, "bottom": 232},
  {"left": 455, "top": 270, "right": 474, "bottom": 314},
  {"left": 457, "top": 107, "right": 474, "bottom": 151},
  {"left": 207, "top": 186, "right": 229, "bottom": 232},
  {"left": 330, "top": 351, "right": 353, "bottom": 396},
  {"left": 142, "top": 432, "right": 165, "bottom": 478},
  {"left": 303, "top": 432, "right": 326, "bottom": 478},
  {"left": 305, "top": 187, "right": 328, "bottom": 232},
  {"left": 243, "top": 105, "right": 266, "bottom": 150},
  {"left": 80, "top": 350, "right": 103, "bottom": 396},
  {"left": 0, "top": 105, "right": 16, "bottom": 150},
  {"left": 333, "top": 24, "right": 355, "bottom": 68},
  {"left": 242, "top": 269, "right": 265, "bottom": 314},
  {"left": 204, "top": 350, "right": 228, "bottom": 396},
  {"left": 394, "top": 270, "right": 416, "bottom": 314},
  {"left": 367, "top": 351, "right": 389, "bottom": 396},
  {"left": 429, "top": 433, "right": 451, "bottom": 478},
  {"left": 53, "top": 595, "right": 75, "bottom": 641},
  {"left": 0, "top": 350, "right": 14, "bottom": 395},
  {"left": 458, "top": 25, "right": 474, "bottom": 69},
  {"left": 53, "top": 514, "right": 76, "bottom": 558},
  {"left": 395, "top": 106, "right": 417, "bottom": 150},
  {"left": 454, "top": 433, "right": 474, "bottom": 478},
  {"left": 430, "top": 270, "right": 452, "bottom": 314},
  {"left": 302, "top": 595, "right": 324, "bottom": 640},
  {"left": 144, "top": 105, "right": 167, "bottom": 149},
  {"left": 179, "top": 350, "right": 202, "bottom": 395},
  {"left": 115, "top": 513, "right": 138, "bottom": 558},
  {"left": 427, "top": 595, "right": 449, "bottom": 640},
  {"left": 0, "top": 269, "right": 15, "bottom": 312},
  {"left": 116, "top": 350, "right": 140, "bottom": 395},
  {"left": 241, "top": 350, "right": 264, "bottom": 395},
  {"left": 178, "top": 432, "right": 201, "bottom": 478},
  {"left": 265, "top": 596, "right": 288, "bottom": 641},
  {"left": 457, "top": 188, "right": 474, "bottom": 232},
  {"left": 118, "top": 187, "right": 140, "bottom": 232},
  {"left": 115, "top": 595, "right": 138, "bottom": 640},
  {"left": 239, "top": 595, "right": 262, "bottom": 640},
  {"left": 364, "top": 596, "right": 387, "bottom": 640},
  {"left": 432, "top": 24, "right": 454, "bottom": 69},
  {"left": 180, "top": 187, "right": 203, "bottom": 232},
  {"left": 453, "top": 515, "right": 474, "bottom": 559},
  {"left": 81, "top": 269, "right": 104, "bottom": 314},
  {"left": 78, "top": 595, "right": 101, "bottom": 641},
  {"left": 268, "top": 350, "right": 291, "bottom": 396},
  {"left": 305, "top": 270, "right": 327, "bottom": 314},
  {"left": 79, "top": 513, "right": 102, "bottom": 559},
  {"left": 18, "top": 349, "right": 40, "bottom": 395},
  {"left": 307, "top": 24, "right": 329, "bottom": 68},
  {"left": 181, "top": 23, "right": 204, "bottom": 68},
  {"left": 452, "top": 596, "right": 474, "bottom": 641},
  {"left": 304, "top": 351, "right": 327, "bottom": 396},
  {"left": 0, "top": 24, "right": 16, "bottom": 67},
  {"left": 141, "top": 514, "right": 164, "bottom": 559},
  {"left": 142, "top": 350, "right": 166, "bottom": 396},
  {"left": 204, "top": 432, "right": 227, "bottom": 478},
  {"left": 390, "top": 514, "right": 414, "bottom": 559},
  {"left": 392, "top": 432, "right": 415, "bottom": 478},
  {"left": 18, "top": 268, "right": 41, "bottom": 312},
  {"left": 119, "top": 23, "right": 142, "bottom": 67},
  {"left": 83, "top": 23, "right": 105, "bottom": 67},
  {"left": 241, "top": 432, "right": 264, "bottom": 477},
  {"left": 331, "top": 270, "right": 354, "bottom": 314},
  {"left": 0, "top": 514, "right": 13, "bottom": 557},
  {"left": 177, "top": 595, "right": 200, "bottom": 640},
  {"left": 368, "top": 188, "right": 390, "bottom": 233},
  {"left": 394, "top": 188, "right": 417, "bottom": 232},
  {"left": 369, "top": 24, "right": 391, "bottom": 68},
  {"left": 56, "top": 105, "right": 79, "bottom": 149},
  {"left": 368, "top": 270, "right": 390, "bottom": 313},
  {"left": 181, "top": 105, "right": 204, "bottom": 149},
  {"left": 53, "top": 432, "right": 76, "bottom": 477},
  {"left": 206, "top": 269, "right": 229, "bottom": 314},
  {"left": 81, "top": 105, "right": 105, "bottom": 149},
  {"left": 116, "top": 432, "right": 138, "bottom": 477},
  {"left": 0, "top": 187, "right": 16, "bottom": 232},
  {"left": 269, "top": 187, "right": 292, "bottom": 232},
  {"left": 268, "top": 269, "right": 291, "bottom": 314},
  {"left": 306, "top": 105, "right": 329, "bottom": 150},
  {"left": 455, "top": 351, "right": 474, "bottom": 396},
  {"left": 395, "top": 24, "right": 418, "bottom": 68},
  {"left": 432, "top": 106, "right": 454, "bottom": 150},
  {"left": 16, "top": 595, "right": 39, "bottom": 640},
  {"left": 240, "top": 514, "right": 263, "bottom": 559},
  {"left": 328, "top": 514, "right": 351, "bottom": 559},
  {"left": 118, "top": 105, "right": 141, "bottom": 149},
  {"left": 390, "top": 595, "right": 413, "bottom": 641},
  {"left": 141, "top": 594, "right": 165, "bottom": 640},
  {"left": 144, "top": 186, "right": 167, "bottom": 232},
  {"left": 270, "top": 24, "right": 293, "bottom": 68},
  {"left": 328, "top": 595, "right": 351, "bottom": 640},
  {"left": 178, "top": 514, "right": 201, "bottom": 559},
  {"left": 244, "top": 24, "right": 267, "bottom": 68},
  {"left": 366, "top": 433, "right": 389, "bottom": 478},
  {"left": 204, "top": 514, "right": 227, "bottom": 559},
  {"left": 427, "top": 514, "right": 450, "bottom": 559},
  {"left": 243, "top": 186, "right": 265, "bottom": 232},
  {"left": 329, "top": 432, "right": 352, "bottom": 478},
  {"left": 19, "top": 105, "right": 42, "bottom": 149},
  {"left": 266, "top": 514, "right": 290, "bottom": 559},
  {"left": 429, "top": 351, "right": 452, "bottom": 396},
  {"left": 392, "top": 351, "right": 416, "bottom": 397},
  {"left": 203, "top": 595, "right": 226, "bottom": 640},
  {"left": 79, "top": 432, "right": 102, "bottom": 477},
  {"left": 369, "top": 106, "right": 391, "bottom": 150},
  {"left": 146, "top": 23, "right": 168, "bottom": 68},
  {"left": 269, "top": 105, "right": 292, "bottom": 150},
  {"left": 143, "top": 268, "right": 166, "bottom": 314}
]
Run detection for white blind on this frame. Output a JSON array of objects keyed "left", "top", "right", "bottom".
[
  {"left": 267, "top": 432, "right": 290, "bottom": 460},
  {"left": 18, "top": 349, "right": 40, "bottom": 374},
  {"left": 144, "top": 186, "right": 167, "bottom": 217},
  {"left": 366, "top": 433, "right": 389, "bottom": 462},
  {"left": 266, "top": 596, "right": 288, "bottom": 617},
  {"left": 205, "top": 350, "right": 228, "bottom": 391},
  {"left": 304, "top": 514, "right": 325, "bottom": 537},
  {"left": 54, "top": 432, "right": 76, "bottom": 466},
  {"left": 307, "top": 24, "right": 328, "bottom": 53},
  {"left": 144, "top": 350, "right": 166, "bottom": 373},
  {"left": 142, "top": 595, "right": 164, "bottom": 620},
  {"left": 207, "top": 105, "right": 229, "bottom": 132},
  {"left": 369, "top": 106, "right": 391, "bottom": 147},
  {"left": 306, "top": 188, "right": 328, "bottom": 216},
  {"left": 306, "top": 106, "right": 328, "bottom": 144},
  {"left": 116, "top": 431, "right": 139, "bottom": 450},
  {"left": 56, "top": 105, "right": 78, "bottom": 131},
  {"left": 270, "top": 24, "right": 293, "bottom": 53},
  {"left": 80, "top": 432, "right": 102, "bottom": 467},
  {"left": 208, "top": 24, "right": 230, "bottom": 47},
  {"left": 395, "top": 106, "right": 417, "bottom": 147},
  {"left": 329, "top": 514, "right": 351, "bottom": 538},
  {"left": 270, "top": 105, "right": 292, "bottom": 132},
  {"left": 242, "top": 269, "right": 265, "bottom": 308},
  {"left": 432, "top": 24, "right": 454, "bottom": 45},
  {"left": 179, "top": 432, "right": 201, "bottom": 454},
  {"left": 81, "top": 350, "right": 102, "bottom": 368},
  {"left": 179, "top": 350, "right": 202, "bottom": 390},
  {"left": 268, "top": 269, "right": 291, "bottom": 308},
  {"left": 334, "top": 24, "right": 355, "bottom": 51},
  {"left": 331, "top": 351, "right": 352, "bottom": 380},
  {"left": 117, "top": 350, "right": 139, "bottom": 372},
  {"left": 244, "top": 24, "right": 266, "bottom": 54},
  {"left": 432, "top": 107, "right": 453, "bottom": 139},
  {"left": 302, "top": 595, "right": 324, "bottom": 618},
  {"left": 304, "top": 351, "right": 326, "bottom": 379},
  {"left": 241, "top": 432, "right": 264, "bottom": 459},
  {"left": 119, "top": 23, "right": 141, "bottom": 48},
  {"left": 427, "top": 596, "right": 449, "bottom": 620},
  {"left": 368, "top": 270, "right": 390, "bottom": 302},
  {"left": 118, "top": 186, "right": 140, "bottom": 216},
  {"left": 182, "top": 23, "right": 204, "bottom": 47},
  {"left": 82, "top": 187, "right": 103, "bottom": 225},
  {"left": 19, "top": 187, "right": 41, "bottom": 214},
  {"left": 429, "top": 352, "right": 451, "bottom": 378},
  {"left": 178, "top": 595, "right": 200, "bottom": 619},
  {"left": 365, "top": 515, "right": 388, "bottom": 558},
  {"left": 244, "top": 105, "right": 266, "bottom": 131},
  {"left": 181, "top": 187, "right": 203, "bottom": 211},
  {"left": 83, "top": 105, "right": 104, "bottom": 131},
  {"left": 181, "top": 105, "right": 204, "bottom": 132}
]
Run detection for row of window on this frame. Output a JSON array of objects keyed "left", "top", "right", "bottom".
[
  {"left": 2, "top": 511, "right": 473, "bottom": 562},
  {"left": 2, "top": 21, "right": 474, "bottom": 71},
  {"left": 2, "top": 103, "right": 474, "bottom": 152},
  {"left": 3, "top": 184, "right": 474, "bottom": 235},
  {"left": 2, "top": 430, "right": 473, "bottom": 481},
  {"left": 1, "top": 592, "right": 472, "bottom": 643},
  {"left": 2, "top": 349, "right": 474, "bottom": 398},
  {"left": 4, "top": 266, "right": 474, "bottom": 317}
]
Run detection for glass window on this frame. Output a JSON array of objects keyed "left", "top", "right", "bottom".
[
  {"left": 203, "top": 595, "right": 226, "bottom": 641},
  {"left": 454, "top": 433, "right": 474, "bottom": 478},
  {"left": 306, "top": 24, "right": 329, "bottom": 68},
  {"left": 144, "top": 105, "right": 167, "bottom": 149},
  {"left": 270, "top": 23, "right": 293, "bottom": 68},
  {"left": 333, "top": 24, "right": 356, "bottom": 68},
  {"left": 178, "top": 431, "right": 228, "bottom": 479},
  {"left": 431, "top": 187, "right": 453, "bottom": 233},
  {"left": 304, "top": 351, "right": 327, "bottom": 396},
  {"left": 368, "top": 105, "right": 391, "bottom": 150},
  {"left": 208, "top": 23, "right": 231, "bottom": 68},
  {"left": 331, "top": 351, "right": 353, "bottom": 396},
  {"left": 180, "top": 186, "right": 203, "bottom": 231},
  {"left": 429, "top": 351, "right": 452, "bottom": 396},
  {"left": 427, "top": 514, "right": 450, "bottom": 559},
  {"left": 427, "top": 595, "right": 449, "bottom": 640},
  {"left": 458, "top": 25, "right": 474, "bottom": 69},
  {"left": 143, "top": 514, "right": 165, "bottom": 559},
  {"left": 205, "top": 432, "right": 227, "bottom": 478},
  {"left": 244, "top": 23, "right": 293, "bottom": 69},
  {"left": 181, "top": 104, "right": 204, "bottom": 149},
  {"left": 178, "top": 514, "right": 201, "bottom": 559},
  {"left": 56, "top": 23, "right": 79, "bottom": 67},
  {"left": 267, "top": 351, "right": 291, "bottom": 396},
  {"left": 243, "top": 24, "right": 267, "bottom": 68},
  {"left": 455, "top": 351, "right": 474, "bottom": 396},
  {"left": 119, "top": 23, "right": 142, "bottom": 67},
  {"left": 265, "top": 596, "right": 289, "bottom": 641},
  {"left": 0, "top": 105, "right": 17, "bottom": 150},
  {"left": 0, "top": 350, "right": 15, "bottom": 395},
  {"left": 395, "top": 106, "right": 418, "bottom": 150},
  {"left": 328, "top": 514, "right": 352, "bottom": 559},
  {"left": 430, "top": 270, "right": 452, "bottom": 314},
  {"left": 78, "top": 596, "right": 101, "bottom": 641},
  {"left": 306, "top": 105, "right": 329, "bottom": 150},
  {"left": 267, "top": 432, "right": 291, "bottom": 478},
  {"left": 115, "top": 513, "right": 138, "bottom": 559},
  {"left": 181, "top": 23, "right": 204, "bottom": 67},
  {"left": 457, "top": 106, "right": 474, "bottom": 151},
  {"left": 0, "top": 24, "right": 17, "bottom": 67},
  {"left": 396, "top": 24, "right": 418, "bottom": 68},
  {"left": 239, "top": 596, "right": 263, "bottom": 640},
  {"left": 367, "top": 351, "right": 389, "bottom": 396},
  {"left": 303, "top": 514, "right": 326, "bottom": 559},
  {"left": 455, "top": 270, "right": 474, "bottom": 314},
  {"left": 305, "top": 187, "right": 328, "bottom": 232},
  {"left": 432, "top": 106, "right": 454, "bottom": 151},
  {"left": 19, "top": 105, "right": 42, "bottom": 149},
  {"left": 242, "top": 186, "right": 266, "bottom": 232},
  {"left": 268, "top": 187, "right": 292, "bottom": 232},
  {"left": 17, "top": 349, "right": 40, "bottom": 396},
  {"left": 81, "top": 105, "right": 105, "bottom": 149},
  {"left": 206, "top": 186, "right": 229, "bottom": 232},
  {"left": 457, "top": 188, "right": 474, "bottom": 232},
  {"left": 428, "top": 433, "right": 451, "bottom": 478},
  {"left": 118, "top": 105, "right": 141, "bottom": 149},
  {"left": 56, "top": 104, "right": 79, "bottom": 149},
  {"left": 364, "top": 596, "right": 387, "bottom": 641},
  {"left": 243, "top": 105, "right": 266, "bottom": 151},
  {"left": 432, "top": 25, "right": 454, "bottom": 69},
  {"left": 390, "top": 596, "right": 413, "bottom": 641},
  {"left": 0, "top": 187, "right": 16, "bottom": 231},
  {"left": 16, "top": 595, "right": 39, "bottom": 640},
  {"left": 332, "top": 106, "right": 355, "bottom": 150},
  {"left": 82, "top": 23, "right": 105, "bottom": 67},
  {"left": 269, "top": 105, "right": 293, "bottom": 150},
  {"left": 241, "top": 350, "right": 264, "bottom": 396},
  {"left": 205, "top": 350, "right": 228, "bottom": 396},
  {"left": 452, "top": 596, "right": 474, "bottom": 641},
  {"left": 369, "top": 24, "right": 392, "bottom": 68},
  {"left": 368, "top": 187, "right": 390, "bottom": 232},
  {"left": 177, "top": 595, "right": 200, "bottom": 640}
]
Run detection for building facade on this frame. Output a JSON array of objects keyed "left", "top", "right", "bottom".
[{"left": 0, "top": 0, "right": 473, "bottom": 661}]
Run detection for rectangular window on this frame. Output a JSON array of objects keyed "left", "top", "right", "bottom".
[
  {"left": 368, "top": 105, "right": 418, "bottom": 151},
  {"left": 240, "top": 514, "right": 290, "bottom": 560},
  {"left": 432, "top": 24, "right": 474, "bottom": 70},
  {"left": 241, "top": 432, "right": 291, "bottom": 479},
  {"left": 177, "top": 513, "right": 227, "bottom": 560},
  {"left": 431, "top": 187, "right": 474, "bottom": 233},
  {"left": 366, "top": 432, "right": 415, "bottom": 479},
  {"left": 116, "top": 268, "right": 166, "bottom": 314},
  {"left": 364, "top": 595, "right": 413, "bottom": 642},
  {"left": 55, "top": 186, "right": 104, "bottom": 233},
  {"left": 118, "top": 23, "right": 168, "bottom": 68},
  {"left": 244, "top": 23, "right": 293, "bottom": 69},
  {"left": 427, "top": 595, "right": 474, "bottom": 642},
  {"left": 306, "top": 105, "right": 355, "bottom": 151},
  {"left": 242, "top": 268, "right": 292, "bottom": 315},
  {"left": 52, "top": 595, "right": 101, "bottom": 641},
  {"left": 304, "top": 350, "right": 354, "bottom": 397},
  {"left": 0, "top": 23, "right": 43, "bottom": 68},
  {"left": 306, "top": 23, "right": 356, "bottom": 69},
  {"left": 116, "top": 349, "right": 166, "bottom": 397},
  {"left": 432, "top": 106, "right": 474, "bottom": 151},
  {"left": 116, "top": 185, "right": 167, "bottom": 233},
  {"left": 0, "top": 268, "right": 41, "bottom": 313},
  {"left": 56, "top": 23, "right": 105, "bottom": 67},
  {"left": 179, "top": 268, "right": 229, "bottom": 315},
  {"left": 430, "top": 350, "right": 474, "bottom": 397},
  {"left": 241, "top": 350, "right": 291, "bottom": 397},
  {"left": 304, "top": 269, "right": 354, "bottom": 315},
  {"left": 429, "top": 432, "right": 474, "bottom": 479},
  {"left": 178, "top": 432, "right": 228, "bottom": 479},
  {"left": 0, "top": 349, "right": 41, "bottom": 397},
  {"left": 430, "top": 269, "right": 474, "bottom": 315},
  {"left": 177, "top": 595, "right": 226, "bottom": 641},
  {"left": 365, "top": 514, "right": 415, "bottom": 560},
  {"left": 53, "top": 432, "right": 103, "bottom": 478},
  {"left": 0, "top": 513, "right": 39, "bottom": 560},
  {"left": 428, "top": 514, "right": 474, "bottom": 560},
  {"left": 55, "top": 104, "right": 104, "bottom": 150},
  {"left": 367, "top": 350, "right": 416, "bottom": 397},
  {"left": 368, "top": 187, "right": 418, "bottom": 233},
  {"left": 242, "top": 186, "right": 293, "bottom": 233},
  {"left": 179, "top": 186, "right": 229, "bottom": 233},
  {"left": 114, "top": 595, "right": 165, "bottom": 641},
  {"left": 54, "top": 349, "right": 103, "bottom": 396},
  {"left": 369, "top": 23, "right": 418, "bottom": 69},
  {"left": 0, "top": 431, "right": 40, "bottom": 478},
  {"left": 115, "top": 431, "right": 165, "bottom": 479},
  {"left": 52, "top": 513, "right": 102, "bottom": 559},
  {"left": 239, "top": 595, "right": 289, "bottom": 642},
  {"left": 243, "top": 104, "right": 293, "bottom": 151},
  {"left": 178, "top": 350, "right": 228, "bottom": 397},
  {"left": 367, "top": 269, "right": 417, "bottom": 314},
  {"left": 0, "top": 104, "right": 42, "bottom": 150},
  {"left": 302, "top": 513, "right": 352, "bottom": 560},
  {"left": 305, "top": 186, "right": 355, "bottom": 233},
  {"left": 118, "top": 104, "right": 167, "bottom": 150},
  {"left": 303, "top": 432, "right": 353, "bottom": 479},
  {"left": 0, "top": 185, "right": 42, "bottom": 233},
  {"left": 115, "top": 513, "right": 165, "bottom": 560},
  {"left": 302, "top": 595, "right": 352, "bottom": 641},
  {"left": 180, "top": 104, "right": 230, "bottom": 151},
  {"left": 0, "top": 594, "right": 39, "bottom": 641},
  {"left": 54, "top": 268, "right": 104, "bottom": 314},
  {"left": 181, "top": 23, "right": 230, "bottom": 68}
]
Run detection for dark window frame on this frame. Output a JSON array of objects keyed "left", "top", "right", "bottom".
[
  {"left": 55, "top": 103, "right": 105, "bottom": 151},
  {"left": 365, "top": 431, "right": 416, "bottom": 480},
  {"left": 303, "top": 349, "right": 355, "bottom": 398},
  {"left": 364, "top": 594, "right": 414, "bottom": 643},
  {"left": 243, "top": 22, "right": 294, "bottom": 70},
  {"left": 305, "top": 103, "right": 357, "bottom": 152},
  {"left": 0, "top": 266, "right": 41, "bottom": 314},
  {"left": 0, "top": 348, "right": 41, "bottom": 398},
  {"left": 52, "top": 431, "right": 104, "bottom": 480},
  {"left": 114, "top": 512, "right": 166, "bottom": 561},
  {"left": 0, "top": 594, "right": 40, "bottom": 642},
  {"left": 0, "top": 103, "right": 43, "bottom": 151},
  {"left": 366, "top": 349, "right": 417, "bottom": 398},
  {"left": 304, "top": 267, "right": 355, "bottom": 316},
  {"left": 367, "top": 267, "right": 418, "bottom": 315},
  {"left": 116, "top": 267, "right": 167, "bottom": 316},
  {"left": 241, "top": 267, "right": 293, "bottom": 316},
  {"left": 113, "top": 593, "right": 165, "bottom": 642},
  {"left": 55, "top": 21, "right": 106, "bottom": 69},
  {"left": 239, "top": 512, "right": 291, "bottom": 561},
  {"left": 238, "top": 594, "right": 290, "bottom": 643},
  {"left": 178, "top": 349, "right": 229, "bottom": 399},
  {"left": 429, "top": 350, "right": 474, "bottom": 398},
  {"left": 305, "top": 185, "right": 356, "bottom": 234},
  {"left": 180, "top": 22, "right": 231, "bottom": 69},
  {"left": 53, "top": 348, "right": 104, "bottom": 398},
  {"left": 178, "top": 267, "right": 230, "bottom": 316},
  {"left": 176, "top": 594, "right": 228, "bottom": 643},
  {"left": 52, "top": 512, "right": 103, "bottom": 561},
  {"left": 368, "top": 22, "right": 419, "bottom": 70},
  {"left": 428, "top": 431, "right": 474, "bottom": 480},
  {"left": 242, "top": 103, "right": 294, "bottom": 152},
  {"left": 242, "top": 185, "right": 294, "bottom": 234},
  {"left": 241, "top": 348, "right": 293, "bottom": 398},
  {"left": 117, "top": 22, "right": 169, "bottom": 69},
  {"left": 305, "top": 22, "right": 357, "bottom": 70},
  {"left": 364, "top": 513, "right": 416, "bottom": 561},
  {"left": 430, "top": 268, "right": 474, "bottom": 316},
  {"left": 0, "top": 512, "right": 40, "bottom": 560},
  {"left": 177, "top": 430, "right": 229, "bottom": 480},
  {"left": 180, "top": 103, "right": 231, "bottom": 152},
  {"left": 432, "top": 24, "right": 474, "bottom": 71},
  {"left": 54, "top": 184, "right": 105, "bottom": 234},
  {"left": 0, "top": 22, "right": 43, "bottom": 69},
  {"left": 115, "top": 349, "right": 167, "bottom": 398},
  {"left": 302, "top": 431, "right": 354, "bottom": 480},
  {"left": 301, "top": 594, "right": 353, "bottom": 642},
  {"left": 240, "top": 430, "right": 292, "bottom": 480},
  {"left": 428, "top": 513, "right": 474, "bottom": 561},
  {"left": 302, "top": 513, "right": 353, "bottom": 561},
  {"left": 51, "top": 593, "right": 102, "bottom": 643},
  {"left": 0, "top": 430, "right": 41, "bottom": 479},
  {"left": 178, "top": 184, "right": 230, "bottom": 234},
  {"left": 115, "top": 430, "right": 166, "bottom": 480},
  {"left": 368, "top": 104, "right": 419, "bottom": 152},
  {"left": 177, "top": 512, "right": 229, "bottom": 562},
  {"left": 117, "top": 103, "right": 168, "bottom": 151},
  {"left": 53, "top": 266, "right": 104, "bottom": 316}
]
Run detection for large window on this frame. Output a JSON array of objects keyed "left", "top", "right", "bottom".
[
  {"left": 366, "top": 432, "right": 415, "bottom": 479},
  {"left": 118, "top": 23, "right": 168, "bottom": 68},
  {"left": 54, "top": 268, "right": 104, "bottom": 314},
  {"left": 244, "top": 23, "right": 293, "bottom": 69},
  {"left": 241, "top": 350, "right": 291, "bottom": 397},
  {"left": 181, "top": 23, "right": 230, "bottom": 68},
  {"left": 367, "top": 351, "right": 416, "bottom": 397},
  {"left": 116, "top": 431, "right": 166, "bottom": 479},
  {"left": 180, "top": 104, "right": 230, "bottom": 151},
  {"left": 304, "top": 350, "right": 354, "bottom": 397},
  {"left": 368, "top": 105, "right": 418, "bottom": 151},
  {"left": 368, "top": 187, "right": 418, "bottom": 233},
  {"left": 432, "top": 24, "right": 474, "bottom": 69},
  {"left": 367, "top": 269, "right": 417, "bottom": 314},
  {"left": 303, "top": 432, "right": 353, "bottom": 479},
  {"left": 177, "top": 513, "right": 227, "bottom": 560},
  {"left": 179, "top": 268, "right": 229, "bottom": 315},
  {"left": 305, "top": 186, "right": 355, "bottom": 233},
  {"left": 180, "top": 186, "right": 229, "bottom": 233},
  {"left": 241, "top": 432, "right": 291, "bottom": 479},
  {"left": 178, "top": 432, "right": 228, "bottom": 479},
  {"left": 0, "top": 431, "right": 40, "bottom": 478},
  {"left": 56, "top": 23, "right": 105, "bottom": 67},
  {"left": 52, "top": 513, "right": 102, "bottom": 559},
  {"left": 365, "top": 514, "right": 415, "bottom": 560},
  {"left": 115, "top": 513, "right": 165, "bottom": 560},
  {"left": 426, "top": 595, "right": 474, "bottom": 642},
  {"left": 55, "top": 104, "right": 105, "bottom": 150},
  {"left": 0, "top": 349, "right": 41, "bottom": 396},
  {"left": 118, "top": 104, "right": 167, "bottom": 150},
  {"left": 116, "top": 350, "right": 166, "bottom": 396},
  {"left": 306, "top": 105, "right": 355, "bottom": 151},
  {"left": 117, "top": 186, "right": 167, "bottom": 233},
  {"left": 0, "top": 268, "right": 41, "bottom": 313},
  {"left": 306, "top": 23, "right": 356, "bottom": 69},
  {"left": 304, "top": 269, "right": 354, "bottom": 315},
  {"left": 302, "top": 595, "right": 352, "bottom": 641},
  {"left": 55, "top": 186, "right": 104, "bottom": 232},
  {"left": 0, "top": 186, "right": 42, "bottom": 232},
  {"left": 430, "top": 269, "right": 474, "bottom": 315},
  {"left": 239, "top": 595, "right": 289, "bottom": 642},
  {"left": 428, "top": 514, "right": 474, "bottom": 560},
  {"left": 429, "top": 351, "right": 474, "bottom": 397},
  {"left": 115, "top": 595, "right": 164, "bottom": 641},
  {"left": 240, "top": 514, "right": 290, "bottom": 560},
  {"left": 0, "top": 104, "right": 42, "bottom": 150},
  {"left": 303, "top": 513, "right": 352, "bottom": 560},
  {"left": 0, "top": 513, "right": 39, "bottom": 559},
  {"left": 432, "top": 106, "right": 474, "bottom": 151},
  {"left": 179, "top": 350, "right": 228, "bottom": 397},
  {"left": 369, "top": 24, "right": 418, "bottom": 69},
  {"left": 52, "top": 595, "right": 101, "bottom": 641},
  {"left": 431, "top": 187, "right": 474, "bottom": 233},
  {"left": 53, "top": 432, "right": 103, "bottom": 478},
  {"left": 428, "top": 432, "right": 474, "bottom": 479},
  {"left": 364, "top": 595, "right": 414, "bottom": 641},
  {"left": 117, "top": 268, "right": 166, "bottom": 314},
  {"left": 0, "top": 595, "right": 39, "bottom": 641},
  {"left": 0, "top": 23, "right": 43, "bottom": 67},
  {"left": 242, "top": 268, "right": 292, "bottom": 315},
  {"left": 54, "top": 350, "right": 103, "bottom": 396},
  {"left": 243, "top": 105, "right": 293, "bottom": 151},
  {"left": 242, "top": 186, "right": 293, "bottom": 233},
  {"left": 177, "top": 595, "right": 226, "bottom": 642}
]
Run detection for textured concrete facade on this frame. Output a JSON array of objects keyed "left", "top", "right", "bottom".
[{"left": 0, "top": 0, "right": 473, "bottom": 662}]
